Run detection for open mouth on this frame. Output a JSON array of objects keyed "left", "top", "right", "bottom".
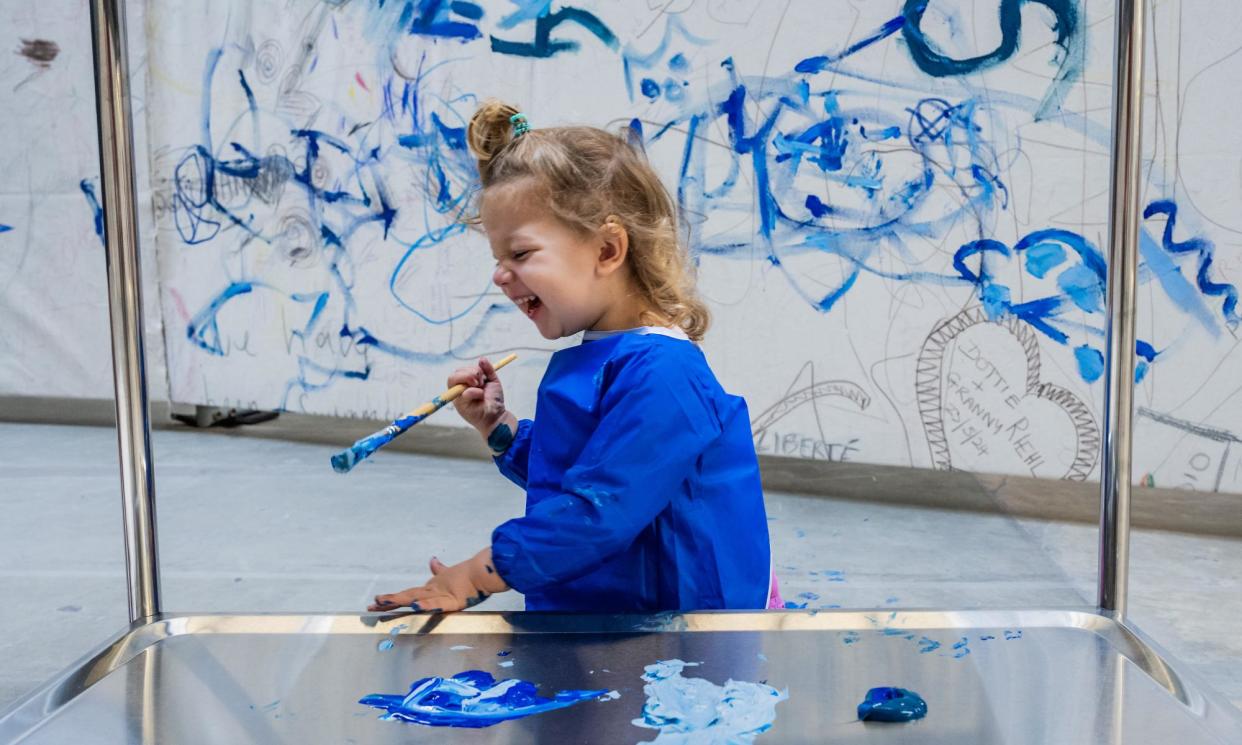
[{"left": 513, "top": 294, "right": 542, "bottom": 318}]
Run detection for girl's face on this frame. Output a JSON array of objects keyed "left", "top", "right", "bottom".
[{"left": 483, "top": 184, "right": 639, "bottom": 339}]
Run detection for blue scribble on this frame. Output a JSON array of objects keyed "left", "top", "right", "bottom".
[
  {"left": 359, "top": 670, "right": 607, "bottom": 728},
  {"left": 917, "top": 636, "right": 940, "bottom": 654},
  {"left": 490, "top": 2, "right": 617, "bottom": 58},
  {"left": 901, "top": 0, "right": 1083, "bottom": 118},
  {"left": 951, "top": 636, "right": 971, "bottom": 658},
  {"left": 1004, "top": 629, "right": 1023, "bottom": 640}
]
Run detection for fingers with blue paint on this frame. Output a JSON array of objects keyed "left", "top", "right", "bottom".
[
  {"left": 448, "top": 356, "right": 519, "bottom": 455},
  {"left": 368, "top": 548, "right": 510, "bottom": 613}
]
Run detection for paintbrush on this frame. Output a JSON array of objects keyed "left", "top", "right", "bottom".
[{"left": 331, "top": 353, "right": 518, "bottom": 473}]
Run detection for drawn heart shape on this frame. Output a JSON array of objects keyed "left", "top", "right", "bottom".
[{"left": 915, "top": 306, "right": 1099, "bottom": 480}]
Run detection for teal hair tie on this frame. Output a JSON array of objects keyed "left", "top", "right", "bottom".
[{"left": 510, "top": 112, "right": 531, "bottom": 138}]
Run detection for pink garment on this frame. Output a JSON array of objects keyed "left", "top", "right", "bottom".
[{"left": 766, "top": 570, "right": 785, "bottom": 609}]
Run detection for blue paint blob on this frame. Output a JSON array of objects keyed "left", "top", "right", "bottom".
[
  {"left": 640, "top": 78, "right": 661, "bottom": 99},
  {"left": 377, "top": 639, "right": 395, "bottom": 652},
  {"left": 917, "top": 637, "right": 940, "bottom": 654},
  {"left": 805, "top": 194, "right": 833, "bottom": 217},
  {"left": 857, "top": 687, "right": 927, "bottom": 722},
  {"left": 843, "top": 631, "right": 861, "bottom": 645},
  {"left": 359, "top": 670, "right": 608, "bottom": 728},
  {"left": 668, "top": 52, "right": 689, "bottom": 71},
  {"left": 0, "top": 224, "right": 12, "bottom": 234},
  {"left": 951, "top": 636, "right": 971, "bottom": 658},
  {"left": 1058, "top": 263, "right": 1105, "bottom": 312},
  {"left": 1004, "top": 629, "right": 1023, "bottom": 640},
  {"left": 1074, "top": 345, "right": 1105, "bottom": 383},
  {"left": 1024, "top": 241, "right": 1067, "bottom": 278}
]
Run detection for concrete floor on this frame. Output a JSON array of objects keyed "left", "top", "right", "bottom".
[{"left": 1, "top": 422, "right": 1239, "bottom": 714}]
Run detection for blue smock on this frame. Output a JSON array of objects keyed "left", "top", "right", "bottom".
[{"left": 490, "top": 330, "right": 771, "bottom": 612}]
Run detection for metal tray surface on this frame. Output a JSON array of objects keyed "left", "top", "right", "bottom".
[{"left": 2, "top": 609, "right": 1239, "bottom": 744}]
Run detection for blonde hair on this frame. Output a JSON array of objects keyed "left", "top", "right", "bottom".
[{"left": 466, "top": 99, "right": 710, "bottom": 341}]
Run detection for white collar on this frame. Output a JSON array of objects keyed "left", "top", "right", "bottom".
[{"left": 581, "top": 325, "right": 691, "bottom": 342}]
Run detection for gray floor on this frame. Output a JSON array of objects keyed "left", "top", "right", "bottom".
[{"left": 2, "top": 422, "right": 1239, "bottom": 714}]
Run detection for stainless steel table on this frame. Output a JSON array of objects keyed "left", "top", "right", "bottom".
[{"left": 2, "top": 609, "right": 1239, "bottom": 743}]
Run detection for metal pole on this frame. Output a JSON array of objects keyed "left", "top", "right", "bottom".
[
  {"left": 1098, "top": 0, "right": 1146, "bottom": 616},
  {"left": 88, "top": 0, "right": 162, "bottom": 621}
]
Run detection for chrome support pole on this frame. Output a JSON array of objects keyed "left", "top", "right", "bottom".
[
  {"left": 1099, "top": 0, "right": 1146, "bottom": 617},
  {"left": 88, "top": 0, "right": 162, "bottom": 621}
]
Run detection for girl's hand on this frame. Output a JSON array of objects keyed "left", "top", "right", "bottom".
[
  {"left": 368, "top": 548, "right": 509, "bottom": 613},
  {"left": 448, "top": 357, "right": 508, "bottom": 436}
]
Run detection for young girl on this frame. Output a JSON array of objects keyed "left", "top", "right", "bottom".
[{"left": 368, "top": 101, "right": 778, "bottom": 614}]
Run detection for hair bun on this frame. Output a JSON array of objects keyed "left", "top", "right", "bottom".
[{"left": 468, "top": 99, "right": 521, "bottom": 179}]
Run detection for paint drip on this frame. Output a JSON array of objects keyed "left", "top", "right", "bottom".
[
  {"left": 857, "top": 686, "right": 927, "bottom": 722},
  {"left": 632, "top": 659, "right": 787, "bottom": 743},
  {"left": 359, "top": 670, "right": 609, "bottom": 728}
]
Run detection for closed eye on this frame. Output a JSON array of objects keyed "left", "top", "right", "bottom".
[{"left": 512, "top": 250, "right": 531, "bottom": 261}]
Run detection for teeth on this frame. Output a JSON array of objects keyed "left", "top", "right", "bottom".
[{"left": 513, "top": 295, "right": 537, "bottom": 307}]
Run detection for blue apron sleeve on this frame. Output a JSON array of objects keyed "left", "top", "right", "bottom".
[
  {"left": 490, "top": 346, "right": 721, "bottom": 593},
  {"left": 492, "top": 418, "right": 534, "bottom": 488}
]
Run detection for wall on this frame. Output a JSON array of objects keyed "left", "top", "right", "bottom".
[{"left": 2, "top": 0, "right": 1240, "bottom": 494}]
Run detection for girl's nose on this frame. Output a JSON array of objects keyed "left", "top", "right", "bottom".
[{"left": 493, "top": 263, "right": 512, "bottom": 286}]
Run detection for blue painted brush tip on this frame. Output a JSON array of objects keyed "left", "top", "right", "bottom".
[
  {"left": 857, "top": 686, "right": 927, "bottom": 722},
  {"left": 330, "top": 450, "right": 356, "bottom": 473}
]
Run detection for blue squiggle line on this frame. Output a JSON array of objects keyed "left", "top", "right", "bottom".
[{"left": 1143, "top": 200, "right": 1240, "bottom": 326}]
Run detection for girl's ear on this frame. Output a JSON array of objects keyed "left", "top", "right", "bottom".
[{"left": 596, "top": 216, "right": 629, "bottom": 277}]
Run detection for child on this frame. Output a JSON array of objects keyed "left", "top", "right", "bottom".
[{"left": 369, "top": 101, "right": 778, "bottom": 614}]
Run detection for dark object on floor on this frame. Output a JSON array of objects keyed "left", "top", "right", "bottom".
[{"left": 172, "top": 405, "right": 279, "bottom": 428}]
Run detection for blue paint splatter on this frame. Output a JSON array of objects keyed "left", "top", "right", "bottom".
[
  {"left": 640, "top": 78, "right": 660, "bottom": 99},
  {"left": 857, "top": 686, "right": 927, "bottom": 723},
  {"left": 917, "top": 637, "right": 940, "bottom": 654},
  {"left": 378, "top": 639, "right": 395, "bottom": 651},
  {"left": 359, "top": 670, "right": 608, "bottom": 728},
  {"left": 633, "top": 660, "right": 786, "bottom": 741},
  {"left": 796, "top": 592, "right": 820, "bottom": 601},
  {"left": 1004, "top": 629, "right": 1023, "bottom": 640},
  {"left": 668, "top": 52, "right": 689, "bottom": 71},
  {"left": 951, "top": 637, "right": 971, "bottom": 658},
  {"left": 783, "top": 601, "right": 808, "bottom": 610},
  {"left": 0, "top": 224, "right": 12, "bottom": 234},
  {"left": 1074, "top": 345, "right": 1104, "bottom": 383},
  {"left": 79, "top": 179, "right": 104, "bottom": 242},
  {"left": 843, "top": 631, "right": 861, "bottom": 645}
]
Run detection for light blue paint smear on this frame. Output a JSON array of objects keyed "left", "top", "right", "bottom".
[
  {"left": 378, "top": 624, "right": 408, "bottom": 651},
  {"left": 0, "top": 224, "right": 12, "bottom": 234},
  {"left": 359, "top": 670, "right": 609, "bottom": 728},
  {"left": 633, "top": 659, "right": 787, "bottom": 743}
]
